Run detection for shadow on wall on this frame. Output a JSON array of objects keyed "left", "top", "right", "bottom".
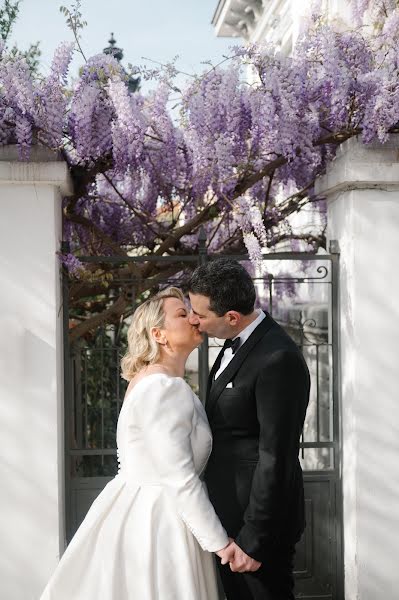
[
  {"left": 0, "top": 323, "right": 61, "bottom": 599},
  {"left": 354, "top": 202, "right": 399, "bottom": 598}
]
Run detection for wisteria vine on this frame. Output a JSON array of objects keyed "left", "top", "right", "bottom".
[{"left": 1, "top": 0, "right": 399, "bottom": 338}]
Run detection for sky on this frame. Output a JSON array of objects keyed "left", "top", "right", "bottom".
[{"left": 9, "top": 0, "right": 240, "bottom": 90}]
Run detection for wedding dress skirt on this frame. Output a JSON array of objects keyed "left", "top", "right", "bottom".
[{"left": 39, "top": 373, "right": 228, "bottom": 600}]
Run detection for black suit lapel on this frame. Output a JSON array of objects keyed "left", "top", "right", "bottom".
[
  {"left": 206, "top": 312, "right": 275, "bottom": 421},
  {"left": 206, "top": 346, "right": 225, "bottom": 405}
]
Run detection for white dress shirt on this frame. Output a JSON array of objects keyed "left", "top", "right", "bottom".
[{"left": 214, "top": 310, "right": 266, "bottom": 380}]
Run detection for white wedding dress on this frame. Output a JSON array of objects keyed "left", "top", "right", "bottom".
[{"left": 39, "top": 373, "right": 228, "bottom": 600}]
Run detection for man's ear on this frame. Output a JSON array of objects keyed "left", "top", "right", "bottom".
[{"left": 225, "top": 311, "right": 241, "bottom": 327}]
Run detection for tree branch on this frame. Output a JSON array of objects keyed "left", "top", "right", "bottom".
[
  {"left": 68, "top": 263, "right": 190, "bottom": 342},
  {"left": 69, "top": 294, "right": 128, "bottom": 344}
]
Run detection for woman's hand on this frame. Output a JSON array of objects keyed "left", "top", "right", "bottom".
[
  {"left": 216, "top": 538, "right": 262, "bottom": 572},
  {"left": 215, "top": 537, "right": 236, "bottom": 564}
]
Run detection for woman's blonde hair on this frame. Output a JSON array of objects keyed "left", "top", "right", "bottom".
[{"left": 121, "top": 286, "right": 185, "bottom": 381}]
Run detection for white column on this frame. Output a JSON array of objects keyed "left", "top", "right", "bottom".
[
  {"left": 0, "top": 146, "right": 73, "bottom": 600},
  {"left": 316, "top": 135, "right": 399, "bottom": 600}
]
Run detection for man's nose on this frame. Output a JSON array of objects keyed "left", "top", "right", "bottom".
[{"left": 189, "top": 310, "right": 199, "bottom": 325}]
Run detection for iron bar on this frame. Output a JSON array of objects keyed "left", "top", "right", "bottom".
[
  {"left": 76, "top": 252, "right": 336, "bottom": 264},
  {"left": 69, "top": 449, "right": 117, "bottom": 456},
  {"left": 197, "top": 227, "right": 209, "bottom": 404}
]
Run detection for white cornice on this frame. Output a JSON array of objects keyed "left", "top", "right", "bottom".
[
  {"left": 212, "top": 0, "right": 352, "bottom": 54},
  {"left": 212, "top": 0, "right": 266, "bottom": 40},
  {"left": 212, "top": 0, "right": 296, "bottom": 50},
  {"left": 251, "top": 0, "right": 293, "bottom": 51}
]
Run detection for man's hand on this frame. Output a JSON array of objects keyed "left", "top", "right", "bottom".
[{"left": 226, "top": 541, "right": 262, "bottom": 573}]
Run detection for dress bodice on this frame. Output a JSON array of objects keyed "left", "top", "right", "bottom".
[{"left": 116, "top": 374, "right": 213, "bottom": 484}]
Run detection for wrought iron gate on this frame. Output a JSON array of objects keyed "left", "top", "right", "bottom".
[{"left": 63, "top": 243, "right": 342, "bottom": 600}]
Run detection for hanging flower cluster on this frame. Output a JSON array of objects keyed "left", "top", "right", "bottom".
[{"left": 0, "top": 41, "right": 74, "bottom": 157}]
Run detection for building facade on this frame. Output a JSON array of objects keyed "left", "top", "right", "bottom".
[{"left": 212, "top": 0, "right": 351, "bottom": 53}]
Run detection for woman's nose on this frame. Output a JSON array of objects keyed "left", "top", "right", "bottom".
[{"left": 189, "top": 310, "right": 199, "bottom": 325}]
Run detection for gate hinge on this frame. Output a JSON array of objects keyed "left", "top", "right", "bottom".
[{"left": 329, "top": 239, "right": 340, "bottom": 254}]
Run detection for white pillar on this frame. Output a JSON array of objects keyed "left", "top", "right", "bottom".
[
  {"left": 0, "top": 146, "right": 73, "bottom": 600},
  {"left": 316, "top": 135, "right": 399, "bottom": 600}
]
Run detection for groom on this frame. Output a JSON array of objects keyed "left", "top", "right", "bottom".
[{"left": 188, "top": 258, "right": 310, "bottom": 600}]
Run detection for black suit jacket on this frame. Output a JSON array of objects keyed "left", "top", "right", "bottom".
[{"left": 205, "top": 312, "right": 310, "bottom": 563}]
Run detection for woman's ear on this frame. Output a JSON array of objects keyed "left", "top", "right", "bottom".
[{"left": 150, "top": 327, "right": 167, "bottom": 346}]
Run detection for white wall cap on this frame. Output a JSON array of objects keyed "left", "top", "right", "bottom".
[
  {"left": 315, "top": 135, "right": 399, "bottom": 197},
  {"left": 0, "top": 145, "right": 73, "bottom": 196}
]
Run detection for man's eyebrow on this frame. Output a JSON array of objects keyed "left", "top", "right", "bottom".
[{"left": 191, "top": 308, "right": 204, "bottom": 317}]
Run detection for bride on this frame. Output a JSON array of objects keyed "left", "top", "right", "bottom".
[{"left": 39, "top": 286, "right": 235, "bottom": 599}]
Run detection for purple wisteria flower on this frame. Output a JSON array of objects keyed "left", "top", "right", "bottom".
[
  {"left": 59, "top": 253, "right": 84, "bottom": 277},
  {"left": 108, "top": 78, "right": 146, "bottom": 171}
]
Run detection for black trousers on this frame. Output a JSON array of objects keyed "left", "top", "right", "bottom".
[{"left": 217, "top": 543, "right": 296, "bottom": 600}]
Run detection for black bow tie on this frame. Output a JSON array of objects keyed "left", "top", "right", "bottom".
[{"left": 223, "top": 337, "right": 241, "bottom": 354}]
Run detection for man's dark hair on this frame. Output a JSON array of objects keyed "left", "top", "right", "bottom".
[{"left": 189, "top": 258, "right": 256, "bottom": 316}]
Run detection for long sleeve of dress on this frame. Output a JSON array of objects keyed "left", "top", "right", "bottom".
[{"left": 133, "top": 375, "right": 229, "bottom": 553}]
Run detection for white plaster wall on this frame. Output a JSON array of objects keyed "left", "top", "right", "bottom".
[
  {"left": 322, "top": 138, "right": 399, "bottom": 599},
  {"left": 0, "top": 152, "right": 72, "bottom": 600}
]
